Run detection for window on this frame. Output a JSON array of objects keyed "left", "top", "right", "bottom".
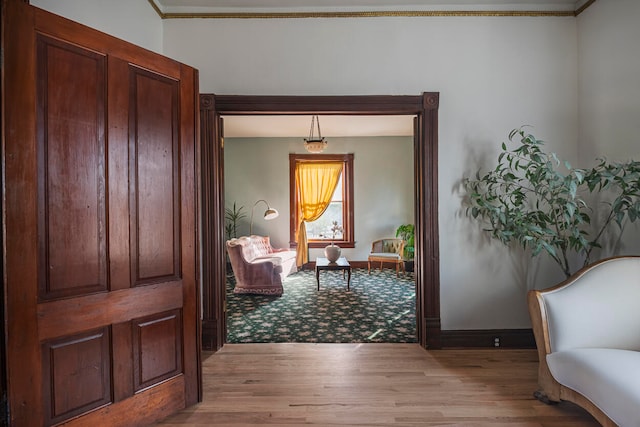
[
  {"left": 289, "top": 154, "right": 354, "bottom": 248},
  {"left": 305, "top": 174, "right": 343, "bottom": 240}
]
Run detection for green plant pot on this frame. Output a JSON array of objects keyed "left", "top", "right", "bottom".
[{"left": 404, "top": 260, "right": 414, "bottom": 272}]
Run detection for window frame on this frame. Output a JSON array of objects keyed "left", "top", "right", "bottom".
[{"left": 289, "top": 153, "right": 355, "bottom": 249}]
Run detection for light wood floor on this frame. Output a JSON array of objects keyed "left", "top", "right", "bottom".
[{"left": 157, "top": 344, "right": 600, "bottom": 426}]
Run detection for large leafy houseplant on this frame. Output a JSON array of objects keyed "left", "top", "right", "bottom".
[{"left": 464, "top": 127, "right": 640, "bottom": 278}]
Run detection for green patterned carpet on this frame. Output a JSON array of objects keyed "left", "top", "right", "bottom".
[{"left": 226, "top": 268, "right": 417, "bottom": 343}]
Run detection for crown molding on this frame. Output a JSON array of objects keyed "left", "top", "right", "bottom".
[
  {"left": 148, "top": 0, "right": 597, "bottom": 19},
  {"left": 575, "top": 0, "right": 596, "bottom": 15}
]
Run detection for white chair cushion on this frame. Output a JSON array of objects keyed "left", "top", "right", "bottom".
[
  {"left": 369, "top": 252, "right": 401, "bottom": 260},
  {"left": 547, "top": 348, "right": 640, "bottom": 427}
]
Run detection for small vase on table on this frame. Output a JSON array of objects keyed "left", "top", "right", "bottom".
[
  {"left": 324, "top": 243, "right": 341, "bottom": 263},
  {"left": 324, "top": 221, "right": 343, "bottom": 262}
]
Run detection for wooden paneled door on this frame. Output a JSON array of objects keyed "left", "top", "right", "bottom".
[{"left": 2, "top": 1, "right": 200, "bottom": 425}]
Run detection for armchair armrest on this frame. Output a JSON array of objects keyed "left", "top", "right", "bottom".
[
  {"left": 271, "top": 247, "right": 292, "bottom": 253},
  {"left": 246, "top": 257, "right": 282, "bottom": 274},
  {"left": 527, "top": 289, "right": 561, "bottom": 402}
]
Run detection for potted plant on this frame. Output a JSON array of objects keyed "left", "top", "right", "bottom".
[
  {"left": 225, "top": 202, "right": 246, "bottom": 241},
  {"left": 396, "top": 223, "right": 415, "bottom": 272},
  {"left": 464, "top": 127, "right": 640, "bottom": 278},
  {"left": 225, "top": 202, "right": 246, "bottom": 275}
]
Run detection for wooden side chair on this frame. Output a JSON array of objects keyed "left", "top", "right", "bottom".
[{"left": 368, "top": 238, "right": 405, "bottom": 277}]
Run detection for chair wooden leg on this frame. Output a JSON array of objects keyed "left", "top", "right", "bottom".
[{"left": 368, "top": 260, "right": 371, "bottom": 274}]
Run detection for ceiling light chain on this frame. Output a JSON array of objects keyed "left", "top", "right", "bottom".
[{"left": 304, "top": 115, "right": 328, "bottom": 153}]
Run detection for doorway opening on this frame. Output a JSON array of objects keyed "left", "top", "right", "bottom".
[
  {"left": 223, "top": 118, "right": 415, "bottom": 343},
  {"left": 200, "top": 94, "right": 441, "bottom": 351}
]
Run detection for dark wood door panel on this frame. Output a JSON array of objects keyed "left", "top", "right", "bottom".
[
  {"left": 42, "top": 327, "right": 111, "bottom": 425},
  {"left": 133, "top": 309, "right": 183, "bottom": 391},
  {"left": 37, "top": 281, "right": 183, "bottom": 341},
  {"left": 108, "top": 57, "right": 133, "bottom": 293},
  {"left": 63, "top": 376, "right": 187, "bottom": 427},
  {"left": 129, "top": 66, "right": 181, "bottom": 286},
  {"left": 36, "top": 34, "right": 108, "bottom": 301}
]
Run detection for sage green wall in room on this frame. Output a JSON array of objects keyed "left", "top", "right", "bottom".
[{"left": 224, "top": 136, "right": 414, "bottom": 262}]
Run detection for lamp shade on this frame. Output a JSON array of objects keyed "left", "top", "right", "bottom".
[
  {"left": 250, "top": 199, "right": 279, "bottom": 235},
  {"left": 304, "top": 139, "right": 327, "bottom": 153},
  {"left": 263, "top": 208, "right": 279, "bottom": 220}
]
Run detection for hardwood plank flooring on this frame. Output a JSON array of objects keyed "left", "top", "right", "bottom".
[{"left": 157, "top": 344, "right": 600, "bottom": 426}]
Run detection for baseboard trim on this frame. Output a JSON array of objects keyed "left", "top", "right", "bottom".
[
  {"left": 349, "top": 261, "right": 369, "bottom": 269},
  {"left": 440, "top": 328, "right": 535, "bottom": 349}
]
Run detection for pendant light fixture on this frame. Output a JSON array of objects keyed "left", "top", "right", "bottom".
[{"left": 304, "top": 115, "right": 327, "bottom": 153}]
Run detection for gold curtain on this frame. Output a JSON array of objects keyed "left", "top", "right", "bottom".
[{"left": 295, "top": 162, "right": 343, "bottom": 267}]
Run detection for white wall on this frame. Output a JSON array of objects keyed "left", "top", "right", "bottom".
[
  {"left": 30, "top": 0, "right": 163, "bottom": 54},
  {"left": 224, "top": 136, "right": 414, "bottom": 261},
  {"left": 576, "top": 0, "right": 640, "bottom": 257},
  {"left": 166, "top": 16, "right": 579, "bottom": 330},
  {"left": 577, "top": 0, "right": 640, "bottom": 164}
]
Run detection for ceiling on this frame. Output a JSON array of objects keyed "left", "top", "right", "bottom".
[
  {"left": 153, "top": 0, "right": 593, "bottom": 15},
  {"left": 223, "top": 115, "right": 415, "bottom": 138}
]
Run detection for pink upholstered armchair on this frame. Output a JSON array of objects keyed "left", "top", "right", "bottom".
[{"left": 226, "top": 236, "right": 297, "bottom": 296}]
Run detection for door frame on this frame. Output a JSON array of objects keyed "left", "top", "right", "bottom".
[{"left": 199, "top": 93, "right": 440, "bottom": 350}]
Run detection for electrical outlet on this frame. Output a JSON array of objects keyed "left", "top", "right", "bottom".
[{"left": 493, "top": 337, "right": 500, "bottom": 347}]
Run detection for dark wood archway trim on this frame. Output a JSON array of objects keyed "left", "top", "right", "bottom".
[
  {"left": 199, "top": 93, "right": 440, "bottom": 350},
  {"left": 199, "top": 95, "right": 226, "bottom": 350}
]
